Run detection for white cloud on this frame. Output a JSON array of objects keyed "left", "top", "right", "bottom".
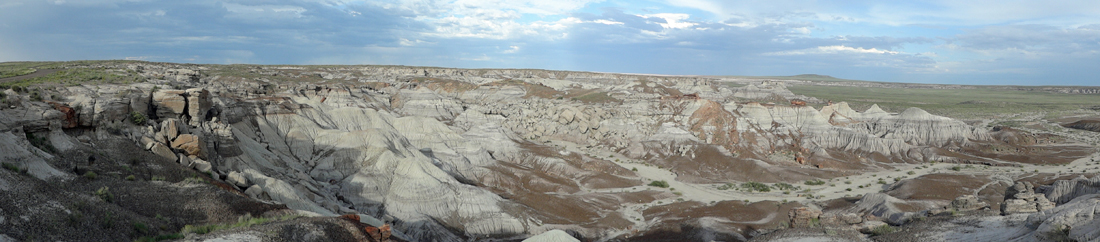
[
  {"left": 642, "top": 13, "right": 696, "bottom": 29},
  {"left": 502, "top": 45, "right": 520, "bottom": 53},
  {"left": 765, "top": 45, "right": 900, "bottom": 56}
]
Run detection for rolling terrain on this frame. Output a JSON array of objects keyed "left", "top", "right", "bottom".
[{"left": 1, "top": 61, "right": 1099, "bottom": 241}]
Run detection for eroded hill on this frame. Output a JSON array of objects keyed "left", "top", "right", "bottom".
[{"left": 1, "top": 61, "right": 1099, "bottom": 241}]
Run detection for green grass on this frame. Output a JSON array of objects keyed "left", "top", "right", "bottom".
[
  {"left": 0, "top": 62, "right": 57, "bottom": 78},
  {"left": 804, "top": 179, "right": 826, "bottom": 186},
  {"left": 0, "top": 67, "right": 145, "bottom": 88},
  {"left": 721, "top": 74, "right": 859, "bottom": 82},
  {"left": 787, "top": 85, "right": 1100, "bottom": 119}
]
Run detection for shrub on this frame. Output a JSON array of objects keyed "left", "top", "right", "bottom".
[
  {"left": 130, "top": 111, "right": 147, "bottom": 125},
  {"left": 907, "top": 171, "right": 916, "bottom": 175},
  {"left": 741, "top": 182, "right": 771, "bottom": 192},
  {"left": 870, "top": 224, "right": 895, "bottom": 236},
  {"left": 151, "top": 176, "right": 166, "bottom": 181},
  {"left": 717, "top": 183, "right": 735, "bottom": 190},
  {"left": 25, "top": 132, "right": 56, "bottom": 153},
  {"left": 2, "top": 162, "right": 19, "bottom": 172},
  {"left": 951, "top": 166, "right": 962, "bottom": 171},
  {"left": 102, "top": 211, "right": 113, "bottom": 228},
  {"left": 126, "top": 175, "right": 137, "bottom": 181},
  {"left": 804, "top": 179, "right": 825, "bottom": 186},
  {"left": 773, "top": 183, "right": 799, "bottom": 191},
  {"left": 83, "top": 171, "right": 98, "bottom": 179},
  {"left": 133, "top": 222, "right": 149, "bottom": 234},
  {"left": 647, "top": 180, "right": 670, "bottom": 188},
  {"left": 631, "top": 167, "right": 638, "bottom": 172},
  {"left": 94, "top": 186, "right": 113, "bottom": 203}
]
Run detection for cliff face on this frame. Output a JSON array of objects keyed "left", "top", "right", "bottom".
[{"left": 0, "top": 63, "right": 1091, "bottom": 241}]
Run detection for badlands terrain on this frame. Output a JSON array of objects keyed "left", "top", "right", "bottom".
[{"left": 1, "top": 60, "right": 1100, "bottom": 241}]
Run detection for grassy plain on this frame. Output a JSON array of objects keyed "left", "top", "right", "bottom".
[{"left": 787, "top": 85, "right": 1100, "bottom": 119}]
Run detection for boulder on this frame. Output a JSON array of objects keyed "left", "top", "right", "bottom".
[
  {"left": 244, "top": 185, "right": 263, "bottom": 198},
  {"left": 177, "top": 154, "right": 193, "bottom": 168},
  {"left": 857, "top": 221, "right": 889, "bottom": 234},
  {"left": 148, "top": 142, "right": 176, "bottom": 161},
  {"left": 170, "top": 134, "right": 206, "bottom": 158},
  {"left": 161, "top": 119, "right": 184, "bottom": 141},
  {"left": 789, "top": 207, "right": 823, "bottom": 228},
  {"left": 192, "top": 158, "right": 212, "bottom": 173},
  {"left": 840, "top": 213, "right": 863, "bottom": 224},
  {"left": 226, "top": 171, "right": 251, "bottom": 188},
  {"left": 950, "top": 195, "right": 989, "bottom": 212},
  {"left": 152, "top": 90, "right": 187, "bottom": 119}
]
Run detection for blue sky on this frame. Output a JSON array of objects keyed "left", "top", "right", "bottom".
[{"left": 1, "top": 0, "right": 1098, "bottom": 85}]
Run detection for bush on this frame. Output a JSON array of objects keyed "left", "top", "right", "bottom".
[
  {"left": 773, "top": 183, "right": 799, "bottom": 191},
  {"left": 870, "top": 224, "right": 895, "bottom": 236},
  {"left": 907, "top": 171, "right": 916, "bottom": 175},
  {"left": 83, "top": 171, "right": 98, "bottom": 179},
  {"left": 94, "top": 186, "right": 113, "bottom": 203},
  {"left": 126, "top": 175, "right": 137, "bottom": 181},
  {"left": 25, "top": 132, "right": 56, "bottom": 153},
  {"left": 717, "top": 183, "right": 735, "bottom": 190},
  {"left": 2, "top": 162, "right": 19, "bottom": 172},
  {"left": 133, "top": 222, "right": 149, "bottom": 234},
  {"left": 951, "top": 166, "right": 962, "bottom": 171},
  {"left": 130, "top": 111, "right": 147, "bottom": 125},
  {"left": 804, "top": 179, "right": 825, "bottom": 186},
  {"left": 741, "top": 182, "right": 771, "bottom": 192},
  {"left": 102, "top": 211, "right": 113, "bottom": 228},
  {"left": 648, "top": 180, "right": 670, "bottom": 188}
]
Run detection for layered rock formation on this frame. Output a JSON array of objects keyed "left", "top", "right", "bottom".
[
  {"left": 1002, "top": 182, "right": 1056, "bottom": 215},
  {"left": 1, "top": 62, "right": 1094, "bottom": 241}
]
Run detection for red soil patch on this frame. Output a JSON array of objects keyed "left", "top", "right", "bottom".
[{"left": 886, "top": 173, "right": 993, "bottom": 202}]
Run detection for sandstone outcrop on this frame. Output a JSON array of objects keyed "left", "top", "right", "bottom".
[
  {"left": 950, "top": 195, "right": 989, "bottom": 212},
  {"left": 789, "top": 207, "right": 823, "bottom": 228},
  {"left": 1040, "top": 175, "right": 1100, "bottom": 204},
  {"left": 1024, "top": 194, "right": 1100, "bottom": 242},
  {"left": 1002, "top": 182, "right": 1056, "bottom": 215}
]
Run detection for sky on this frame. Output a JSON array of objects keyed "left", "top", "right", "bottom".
[{"left": 1, "top": 1, "right": 1098, "bottom": 86}]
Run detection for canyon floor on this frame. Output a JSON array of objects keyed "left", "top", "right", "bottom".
[{"left": 1, "top": 61, "right": 1100, "bottom": 242}]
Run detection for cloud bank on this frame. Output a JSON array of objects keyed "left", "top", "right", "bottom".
[{"left": 1, "top": 0, "right": 1098, "bottom": 85}]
